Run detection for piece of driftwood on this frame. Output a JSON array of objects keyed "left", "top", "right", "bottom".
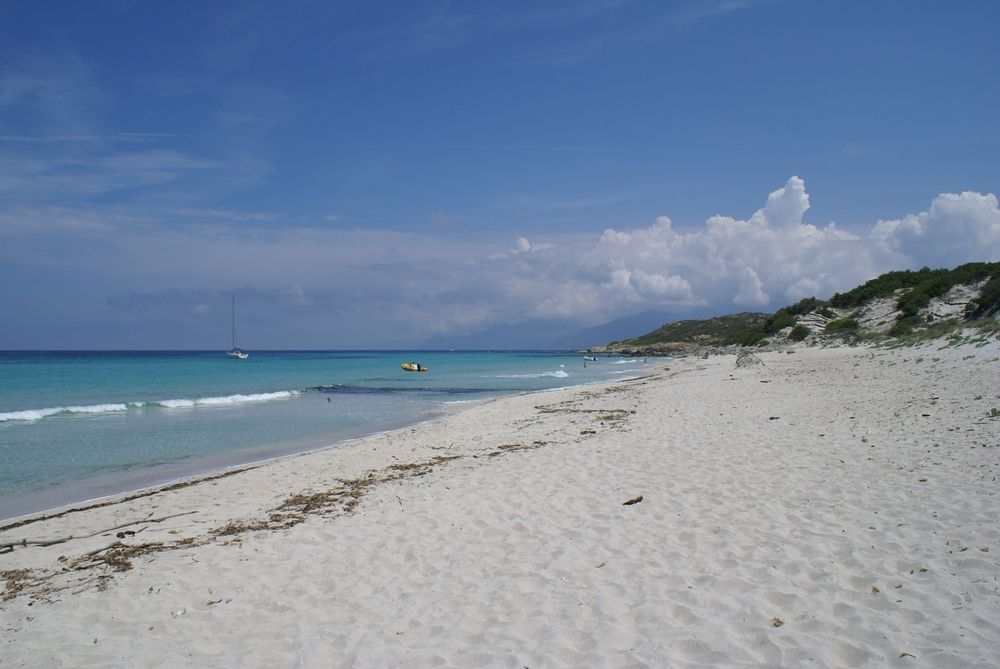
[
  {"left": 623, "top": 495, "right": 644, "bottom": 505},
  {"left": 1, "top": 511, "right": 196, "bottom": 551},
  {"left": 735, "top": 351, "right": 765, "bottom": 368},
  {"left": 0, "top": 465, "right": 258, "bottom": 533}
]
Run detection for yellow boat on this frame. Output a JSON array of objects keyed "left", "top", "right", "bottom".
[{"left": 400, "top": 362, "right": 428, "bottom": 372}]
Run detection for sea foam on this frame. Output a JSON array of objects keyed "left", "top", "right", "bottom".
[
  {"left": 155, "top": 391, "right": 300, "bottom": 409},
  {"left": 0, "top": 392, "right": 299, "bottom": 422},
  {"left": 494, "top": 370, "right": 570, "bottom": 379},
  {"left": 0, "top": 403, "right": 134, "bottom": 422}
]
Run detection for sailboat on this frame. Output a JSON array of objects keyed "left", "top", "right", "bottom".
[{"left": 227, "top": 296, "right": 249, "bottom": 359}]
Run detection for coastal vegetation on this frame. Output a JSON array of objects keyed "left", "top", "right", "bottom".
[
  {"left": 598, "top": 261, "right": 1000, "bottom": 354},
  {"left": 606, "top": 313, "right": 770, "bottom": 352}
]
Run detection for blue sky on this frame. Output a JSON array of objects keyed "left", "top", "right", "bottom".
[{"left": 1, "top": 0, "right": 998, "bottom": 348}]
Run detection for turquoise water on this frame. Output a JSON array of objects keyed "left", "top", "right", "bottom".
[{"left": 0, "top": 351, "right": 647, "bottom": 519}]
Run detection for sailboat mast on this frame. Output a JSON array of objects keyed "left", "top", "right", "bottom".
[{"left": 232, "top": 295, "right": 237, "bottom": 348}]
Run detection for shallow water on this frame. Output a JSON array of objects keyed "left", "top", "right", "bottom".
[{"left": 0, "top": 350, "right": 647, "bottom": 518}]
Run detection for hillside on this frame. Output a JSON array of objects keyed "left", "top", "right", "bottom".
[
  {"left": 600, "top": 313, "right": 769, "bottom": 354},
  {"left": 597, "top": 262, "right": 1000, "bottom": 355}
]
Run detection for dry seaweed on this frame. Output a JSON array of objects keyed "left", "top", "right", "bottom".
[
  {"left": 1, "top": 384, "right": 626, "bottom": 601},
  {"left": 0, "top": 467, "right": 259, "bottom": 533},
  {"left": 2, "top": 569, "right": 34, "bottom": 601}
]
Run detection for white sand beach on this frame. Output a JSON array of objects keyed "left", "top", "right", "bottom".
[{"left": 2, "top": 341, "right": 999, "bottom": 668}]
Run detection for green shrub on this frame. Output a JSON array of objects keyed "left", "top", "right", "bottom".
[
  {"left": 825, "top": 318, "right": 860, "bottom": 334},
  {"left": 786, "top": 297, "right": 823, "bottom": 316},
  {"left": 730, "top": 328, "right": 767, "bottom": 346},
  {"left": 788, "top": 325, "right": 810, "bottom": 341},
  {"left": 965, "top": 274, "right": 1000, "bottom": 319},
  {"left": 888, "top": 323, "right": 910, "bottom": 337},
  {"left": 888, "top": 314, "right": 922, "bottom": 337},
  {"left": 763, "top": 310, "right": 795, "bottom": 334},
  {"left": 818, "top": 307, "right": 835, "bottom": 318},
  {"left": 830, "top": 262, "right": 1000, "bottom": 310}
]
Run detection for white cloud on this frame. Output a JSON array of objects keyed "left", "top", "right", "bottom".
[
  {"left": 870, "top": 191, "right": 1000, "bottom": 268},
  {"left": 4, "top": 175, "right": 999, "bottom": 347},
  {"left": 468, "top": 177, "right": 1000, "bottom": 331},
  {"left": 582, "top": 176, "right": 862, "bottom": 310},
  {"left": 733, "top": 267, "right": 769, "bottom": 306},
  {"left": 488, "top": 236, "right": 556, "bottom": 260}
]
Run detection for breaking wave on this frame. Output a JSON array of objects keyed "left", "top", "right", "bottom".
[
  {"left": 0, "top": 391, "right": 300, "bottom": 423},
  {"left": 155, "top": 391, "right": 299, "bottom": 409},
  {"left": 493, "top": 370, "right": 570, "bottom": 379}
]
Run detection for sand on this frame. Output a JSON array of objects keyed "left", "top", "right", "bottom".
[{"left": 2, "top": 341, "right": 999, "bottom": 668}]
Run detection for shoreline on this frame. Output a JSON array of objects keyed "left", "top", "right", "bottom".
[
  {"left": 2, "top": 343, "right": 999, "bottom": 667},
  {"left": 0, "top": 370, "right": 651, "bottom": 527},
  {"left": 0, "top": 407, "right": 443, "bottom": 526}
]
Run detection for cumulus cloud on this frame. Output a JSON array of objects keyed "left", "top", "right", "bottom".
[
  {"left": 870, "top": 191, "right": 1000, "bottom": 268},
  {"left": 4, "top": 174, "right": 999, "bottom": 347},
  {"left": 733, "top": 267, "right": 769, "bottom": 306},
  {"left": 488, "top": 236, "right": 556, "bottom": 260},
  {"left": 577, "top": 176, "right": 868, "bottom": 312},
  {"left": 471, "top": 176, "right": 1000, "bottom": 331}
]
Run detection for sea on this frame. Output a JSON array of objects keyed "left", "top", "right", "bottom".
[{"left": 0, "top": 350, "right": 648, "bottom": 520}]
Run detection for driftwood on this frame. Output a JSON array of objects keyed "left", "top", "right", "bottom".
[
  {"left": 0, "top": 465, "right": 259, "bottom": 533},
  {"left": 0, "top": 511, "right": 196, "bottom": 552},
  {"left": 735, "top": 351, "right": 765, "bottom": 368}
]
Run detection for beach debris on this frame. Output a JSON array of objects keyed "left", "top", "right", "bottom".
[
  {"left": 870, "top": 585, "right": 880, "bottom": 594},
  {"left": 623, "top": 495, "right": 643, "bottom": 506},
  {"left": 71, "top": 541, "right": 169, "bottom": 572},
  {"left": 899, "top": 651, "right": 916, "bottom": 658},
  {"left": 1, "top": 511, "right": 196, "bottom": 552},
  {"left": 215, "top": 520, "right": 274, "bottom": 536},
  {"left": 768, "top": 416, "right": 780, "bottom": 420},
  {"left": 0, "top": 386, "right": 614, "bottom": 600},
  {"left": 771, "top": 617, "right": 784, "bottom": 627},
  {"left": 0, "top": 469, "right": 257, "bottom": 536},
  {"left": 487, "top": 442, "right": 547, "bottom": 457},
  {"left": 735, "top": 352, "right": 764, "bottom": 367},
  {"left": 2, "top": 569, "right": 34, "bottom": 601}
]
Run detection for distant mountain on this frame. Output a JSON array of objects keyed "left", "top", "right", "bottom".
[
  {"left": 419, "top": 309, "right": 675, "bottom": 350},
  {"left": 420, "top": 319, "right": 582, "bottom": 350},
  {"left": 550, "top": 309, "right": 675, "bottom": 349}
]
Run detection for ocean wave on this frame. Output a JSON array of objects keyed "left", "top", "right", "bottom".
[
  {"left": 0, "top": 402, "right": 135, "bottom": 422},
  {"left": 0, "top": 391, "right": 300, "bottom": 423},
  {"left": 612, "top": 359, "right": 638, "bottom": 364},
  {"left": 155, "top": 391, "right": 300, "bottom": 408},
  {"left": 493, "top": 370, "right": 569, "bottom": 379}
]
